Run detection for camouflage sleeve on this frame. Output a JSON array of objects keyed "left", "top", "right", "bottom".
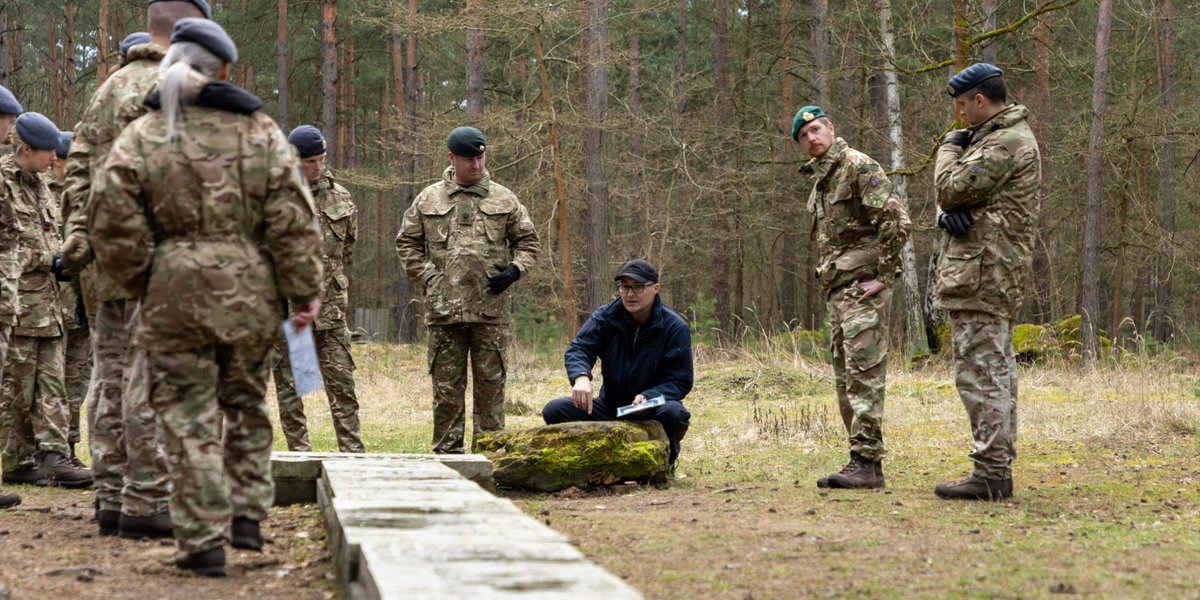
[
  {"left": 506, "top": 200, "right": 540, "bottom": 274},
  {"left": 395, "top": 199, "right": 437, "bottom": 284},
  {"left": 346, "top": 194, "right": 357, "bottom": 274},
  {"left": 61, "top": 128, "right": 95, "bottom": 239},
  {"left": 857, "top": 162, "right": 911, "bottom": 288},
  {"left": 934, "top": 139, "right": 1016, "bottom": 212},
  {"left": 263, "top": 124, "right": 324, "bottom": 304},
  {"left": 91, "top": 127, "right": 152, "bottom": 294}
]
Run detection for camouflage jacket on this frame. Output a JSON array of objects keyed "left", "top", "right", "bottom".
[
  {"left": 0, "top": 153, "right": 22, "bottom": 325},
  {"left": 310, "top": 171, "right": 356, "bottom": 331},
  {"left": 0, "top": 155, "right": 64, "bottom": 337},
  {"left": 801, "top": 138, "right": 911, "bottom": 292},
  {"left": 90, "top": 84, "right": 324, "bottom": 352},
  {"left": 61, "top": 42, "right": 165, "bottom": 303},
  {"left": 933, "top": 104, "right": 1041, "bottom": 319},
  {"left": 48, "top": 177, "right": 83, "bottom": 332},
  {"left": 396, "top": 167, "right": 540, "bottom": 325}
]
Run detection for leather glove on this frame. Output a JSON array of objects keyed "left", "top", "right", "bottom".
[
  {"left": 60, "top": 233, "right": 93, "bottom": 274},
  {"left": 938, "top": 209, "right": 974, "bottom": 237},
  {"left": 487, "top": 263, "right": 521, "bottom": 295},
  {"left": 941, "top": 129, "right": 973, "bottom": 148},
  {"left": 75, "top": 295, "right": 89, "bottom": 331},
  {"left": 51, "top": 255, "right": 71, "bottom": 282}
]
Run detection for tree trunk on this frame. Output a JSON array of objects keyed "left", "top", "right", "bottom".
[
  {"left": 465, "top": 0, "right": 483, "bottom": 121},
  {"left": 1028, "top": 0, "right": 1052, "bottom": 323},
  {"left": 320, "top": 0, "right": 339, "bottom": 165},
  {"left": 1153, "top": 0, "right": 1175, "bottom": 343},
  {"left": 0, "top": 9, "right": 9, "bottom": 89},
  {"left": 395, "top": 0, "right": 421, "bottom": 342},
  {"left": 49, "top": 15, "right": 61, "bottom": 126},
  {"left": 953, "top": 0, "right": 968, "bottom": 68},
  {"left": 627, "top": 4, "right": 643, "bottom": 262},
  {"left": 98, "top": 0, "right": 110, "bottom": 82},
  {"left": 276, "top": 0, "right": 289, "bottom": 131},
  {"left": 347, "top": 23, "right": 357, "bottom": 168},
  {"left": 581, "top": 0, "right": 611, "bottom": 316},
  {"left": 711, "top": 0, "right": 733, "bottom": 342},
  {"left": 673, "top": 0, "right": 686, "bottom": 113},
  {"left": 65, "top": 3, "right": 77, "bottom": 127},
  {"left": 779, "top": 0, "right": 799, "bottom": 328},
  {"left": 1080, "top": 0, "right": 1114, "bottom": 365},
  {"left": 980, "top": 0, "right": 998, "bottom": 63},
  {"left": 807, "top": 0, "right": 830, "bottom": 329},
  {"left": 533, "top": 29, "right": 579, "bottom": 337}
]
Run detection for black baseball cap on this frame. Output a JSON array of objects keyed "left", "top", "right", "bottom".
[{"left": 614, "top": 259, "right": 658, "bottom": 284}]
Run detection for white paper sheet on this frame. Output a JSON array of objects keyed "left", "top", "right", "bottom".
[{"left": 282, "top": 320, "right": 323, "bottom": 397}]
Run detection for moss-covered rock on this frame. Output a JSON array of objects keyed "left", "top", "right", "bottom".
[
  {"left": 476, "top": 421, "right": 670, "bottom": 492},
  {"left": 1055, "top": 314, "right": 1112, "bottom": 356},
  {"left": 1013, "top": 324, "right": 1050, "bottom": 363}
]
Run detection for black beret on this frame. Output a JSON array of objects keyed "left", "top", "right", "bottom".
[
  {"left": 0, "top": 85, "right": 21, "bottom": 115},
  {"left": 56, "top": 131, "right": 74, "bottom": 159},
  {"left": 947, "top": 63, "right": 1003, "bottom": 97},
  {"left": 288, "top": 125, "right": 327, "bottom": 159},
  {"left": 14, "top": 113, "right": 62, "bottom": 150},
  {"left": 148, "top": 0, "right": 211, "bottom": 20},
  {"left": 446, "top": 126, "right": 486, "bottom": 157},
  {"left": 119, "top": 32, "right": 151, "bottom": 57},
  {"left": 614, "top": 259, "right": 659, "bottom": 284},
  {"left": 171, "top": 18, "right": 237, "bottom": 64}
]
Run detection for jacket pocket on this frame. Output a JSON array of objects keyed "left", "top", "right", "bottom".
[{"left": 937, "top": 242, "right": 985, "bottom": 299}]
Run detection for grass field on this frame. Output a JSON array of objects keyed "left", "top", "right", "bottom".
[{"left": 291, "top": 341, "right": 1200, "bottom": 599}]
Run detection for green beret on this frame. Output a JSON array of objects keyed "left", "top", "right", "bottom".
[
  {"left": 447, "top": 126, "right": 486, "bottom": 157},
  {"left": 791, "top": 105, "right": 827, "bottom": 141}
]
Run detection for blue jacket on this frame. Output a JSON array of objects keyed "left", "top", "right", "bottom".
[{"left": 564, "top": 295, "right": 694, "bottom": 407}]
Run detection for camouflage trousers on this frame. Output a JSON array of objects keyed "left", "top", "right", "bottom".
[
  {"left": 64, "top": 326, "right": 91, "bottom": 445},
  {"left": 949, "top": 310, "right": 1018, "bottom": 480},
  {"left": 148, "top": 344, "right": 275, "bottom": 555},
  {"left": 88, "top": 299, "right": 169, "bottom": 515},
  {"left": 0, "top": 335, "right": 70, "bottom": 472},
  {"left": 826, "top": 282, "right": 892, "bottom": 461},
  {"left": 427, "top": 323, "right": 509, "bottom": 454},
  {"left": 272, "top": 325, "right": 363, "bottom": 452}
]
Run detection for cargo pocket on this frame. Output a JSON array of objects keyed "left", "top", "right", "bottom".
[
  {"left": 841, "top": 308, "right": 884, "bottom": 373},
  {"left": 936, "top": 243, "right": 985, "bottom": 299}
]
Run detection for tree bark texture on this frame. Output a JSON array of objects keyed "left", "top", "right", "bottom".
[
  {"left": 1154, "top": 0, "right": 1176, "bottom": 343},
  {"left": 1080, "top": 0, "right": 1114, "bottom": 364},
  {"left": 320, "top": 0, "right": 339, "bottom": 165},
  {"left": 581, "top": 0, "right": 611, "bottom": 315},
  {"left": 465, "top": 0, "right": 483, "bottom": 122},
  {"left": 277, "top": 0, "right": 289, "bottom": 131}
]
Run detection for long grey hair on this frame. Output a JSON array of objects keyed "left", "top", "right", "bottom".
[{"left": 158, "top": 41, "right": 225, "bottom": 140}]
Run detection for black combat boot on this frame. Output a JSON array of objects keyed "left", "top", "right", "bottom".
[
  {"left": 175, "top": 546, "right": 227, "bottom": 577},
  {"left": 119, "top": 510, "right": 173, "bottom": 539},
  {"left": 0, "top": 488, "right": 20, "bottom": 509},
  {"left": 98, "top": 509, "right": 121, "bottom": 536},
  {"left": 934, "top": 475, "right": 1013, "bottom": 501},
  {"left": 231, "top": 517, "right": 264, "bottom": 551},
  {"left": 38, "top": 451, "right": 93, "bottom": 488},
  {"left": 820, "top": 452, "right": 885, "bottom": 489}
]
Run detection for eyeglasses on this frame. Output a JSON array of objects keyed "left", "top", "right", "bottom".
[{"left": 617, "top": 283, "right": 652, "bottom": 295}]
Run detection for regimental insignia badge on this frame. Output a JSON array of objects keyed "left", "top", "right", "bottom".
[{"left": 802, "top": 111, "right": 815, "bottom": 122}]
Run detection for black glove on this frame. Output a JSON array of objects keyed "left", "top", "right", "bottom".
[
  {"left": 487, "top": 263, "right": 521, "bottom": 295},
  {"left": 51, "top": 255, "right": 70, "bottom": 282},
  {"left": 938, "top": 209, "right": 974, "bottom": 237},
  {"left": 941, "top": 129, "right": 973, "bottom": 148},
  {"left": 75, "top": 295, "right": 89, "bottom": 331}
]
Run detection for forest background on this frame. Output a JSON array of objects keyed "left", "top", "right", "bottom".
[{"left": 2, "top": 0, "right": 1194, "bottom": 362}]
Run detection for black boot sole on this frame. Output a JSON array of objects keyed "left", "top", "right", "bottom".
[
  {"left": 231, "top": 535, "right": 264, "bottom": 551},
  {"left": 43, "top": 479, "right": 93, "bottom": 489}
]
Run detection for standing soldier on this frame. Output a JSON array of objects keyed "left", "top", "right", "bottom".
[
  {"left": 794, "top": 106, "right": 911, "bottom": 489},
  {"left": 0, "top": 113, "right": 92, "bottom": 489},
  {"left": 271, "top": 125, "right": 363, "bottom": 453},
  {"left": 396, "top": 127, "right": 540, "bottom": 454},
  {"left": 91, "top": 19, "right": 323, "bottom": 576},
  {"left": 61, "top": 0, "right": 209, "bottom": 538},
  {"left": 932, "top": 64, "right": 1040, "bottom": 501},
  {"left": 0, "top": 85, "right": 23, "bottom": 509},
  {"left": 49, "top": 130, "right": 91, "bottom": 464}
]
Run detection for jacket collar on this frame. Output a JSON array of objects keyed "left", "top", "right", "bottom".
[
  {"left": 124, "top": 43, "right": 167, "bottom": 65},
  {"left": 970, "top": 103, "right": 1029, "bottom": 136},
  {"left": 799, "top": 137, "right": 848, "bottom": 182},
  {"left": 613, "top": 294, "right": 665, "bottom": 330},
  {"left": 442, "top": 166, "right": 491, "bottom": 198}
]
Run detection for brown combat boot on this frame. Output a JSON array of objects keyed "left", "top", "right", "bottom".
[
  {"left": 176, "top": 546, "right": 227, "bottom": 577},
  {"left": 819, "top": 453, "right": 885, "bottom": 489},
  {"left": 934, "top": 475, "right": 1013, "bottom": 501},
  {"left": 2, "top": 465, "right": 43, "bottom": 486},
  {"left": 38, "top": 451, "right": 93, "bottom": 488},
  {"left": 119, "top": 510, "right": 173, "bottom": 539},
  {"left": 98, "top": 509, "right": 121, "bottom": 536},
  {"left": 0, "top": 488, "right": 20, "bottom": 509},
  {"left": 231, "top": 517, "right": 264, "bottom": 550}
]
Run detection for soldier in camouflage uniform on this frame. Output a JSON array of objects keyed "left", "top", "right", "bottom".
[
  {"left": 270, "top": 125, "right": 363, "bottom": 453},
  {"left": 61, "top": 0, "right": 207, "bottom": 537},
  {"left": 90, "top": 19, "right": 323, "bottom": 577},
  {"left": 0, "top": 85, "right": 23, "bottom": 509},
  {"left": 794, "top": 106, "right": 911, "bottom": 490},
  {"left": 396, "top": 127, "right": 540, "bottom": 454},
  {"left": 932, "top": 64, "right": 1040, "bottom": 501},
  {"left": 0, "top": 113, "right": 92, "bottom": 489}
]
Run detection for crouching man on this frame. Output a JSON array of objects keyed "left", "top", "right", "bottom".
[{"left": 541, "top": 259, "right": 693, "bottom": 471}]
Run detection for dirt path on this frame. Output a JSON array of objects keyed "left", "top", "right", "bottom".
[{"left": 0, "top": 486, "right": 336, "bottom": 599}]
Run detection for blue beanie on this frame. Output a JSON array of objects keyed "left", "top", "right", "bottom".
[
  {"left": 0, "top": 85, "right": 21, "bottom": 116},
  {"left": 149, "top": 0, "right": 211, "bottom": 20},
  {"left": 171, "top": 18, "right": 237, "bottom": 64},
  {"left": 14, "top": 113, "right": 61, "bottom": 150},
  {"left": 56, "top": 131, "right": 74, "bottom": 159},
  {"left": 288, "top": 125, "right": 327, "bottom": 159},
  {"left": 119, "top": 32, "right": 152, "bottom": 57},
  {"left": 947, "top": 63, "right": 1004, "bottom": 97}
]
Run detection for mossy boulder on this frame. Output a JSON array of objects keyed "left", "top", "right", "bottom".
[
  {"left": 475, "top": 421, "right": 670, "bottom": 492},
  {"left": 1055, "top": 314, "right": 1113, "bottom": 356},
  {"left": 1013, "top": 324, "right": 1051, "bottom": 363}
]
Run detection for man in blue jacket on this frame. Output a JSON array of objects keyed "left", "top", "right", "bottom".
[{"left": 541, "top": 259, "right": 693, "bottom": 467}]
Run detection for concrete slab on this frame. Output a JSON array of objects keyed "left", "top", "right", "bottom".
[
  {"left": 357, "top": 556, "right": 643, "bottom": 600},
  {"left": 272, "top": 452, "right": 494, "bottom": 504}
]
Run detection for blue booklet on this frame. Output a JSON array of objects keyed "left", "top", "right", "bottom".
[{"left": 617, "top": 396, "right": 666, "bottom": 417}]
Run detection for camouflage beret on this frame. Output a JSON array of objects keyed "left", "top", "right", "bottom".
[
  {"left": 14, "top": 112, "right": 61, "bottom": 150},
  {"left": 0, "top": 85, "right": 21, "bottom": 116},
  {"left": 447, "top": 126, "right": 486, "bottom": 157},
  {"left": 791, "top": 105, "right": 828, "bottom": 141},
  {"left": 947, "top": 63, "right": 1003, "bottom": 97},
  {"left": 119, "top": 32, "right": 151, "bottom": 57},
  {"left": 56, "top": 131, "right": 74, "bottom": 159},
  {"left": 288, "top": 125, "right": 327, "bottom": 159},
  {"left": 148, "top": 0, "right": 211, "bottom": 20},
  {"left": 171, "top": 18, "right": 237, "bottom": 64}
]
